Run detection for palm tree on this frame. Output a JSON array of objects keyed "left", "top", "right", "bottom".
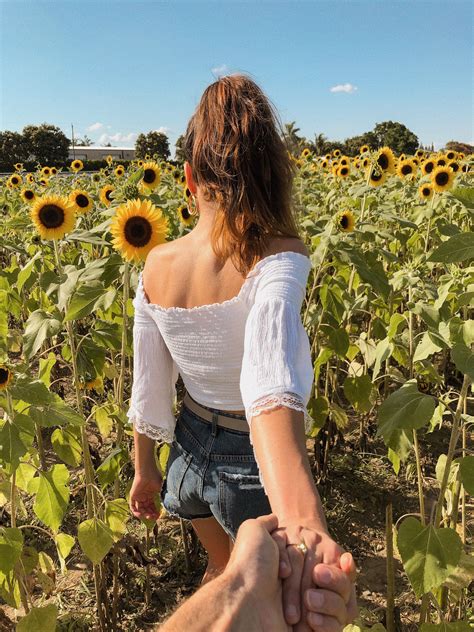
[
  {"left": 313, "top": 133, "right": 328, "bottom": 156},
  {"left": 282, "top": 121, "right": 303, "bottom": 155}
]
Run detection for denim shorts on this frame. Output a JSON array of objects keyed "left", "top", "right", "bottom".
[{"left": 160, "top": 399, "right": 272, "bottom": 541}]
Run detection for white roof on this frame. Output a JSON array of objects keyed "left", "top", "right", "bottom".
[{"left": 69, "top": 146, "right": 135, "bottom": 151}]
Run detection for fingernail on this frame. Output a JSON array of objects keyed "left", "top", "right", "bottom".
[
  {"left": 317, "top": 567, "right": 331, "bottom": 584},
  {"left": 309, "top": 612, "right": 324, "bottom": 626},
  {"left": 308, "top": 589, "right": 324, "bottom": 608},
  {"left": 286, "top": 605, "right": 298, "bottom": 620}
]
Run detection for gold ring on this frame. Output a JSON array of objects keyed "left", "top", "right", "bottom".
[{"left": 287, "top": 542, "right": 308, "bottom": 555}]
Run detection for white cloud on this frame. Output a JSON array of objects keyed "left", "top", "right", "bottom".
[
  {"left": 98, "top": 131, "right": 137, "bottom": 145},
  {"left": 330, "top": 83, "right": 358, "bottom": 94},
  {"left": 87, "top": 122, "right": 104, "bottom": 131},
  {"left": 211, "top": 64, "right": 229, "bottom": 77},
  {"left": 153, "top": 126, "right": 170, "bottom": 134}
]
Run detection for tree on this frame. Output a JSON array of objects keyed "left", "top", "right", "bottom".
[
  {"left": 444, "top": 140, "right": 473, "bottom": 155},
  {"left": 75, "top": 134, "right": 93, "bottom": 147},
  {"left": 174, "top": 134, "right": 186, "bottom": 163},
  {"left": 135, "top": 131, "right": 170, "bottom": 160},
  {"left": 343, "top": 131, "right": 378, "bottom": 156},
  {"left": 282, "top": 121, "right": 305, "bottom": 155},
  {"left": 22, "top": 123, "right": 70, "bottom": 164},
  {"left": 0, "top": 131, "right": 28, "bottom": 165},
  {"left": 372, "top": 121, "right": 419, "bottom": 155},
  {"left": 312, "top": 133, "right": 329, "bottom": 156}
]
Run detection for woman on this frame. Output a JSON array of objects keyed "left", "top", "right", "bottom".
[{"left": 128, "top": 74, "right": 357, "bottom": 630}]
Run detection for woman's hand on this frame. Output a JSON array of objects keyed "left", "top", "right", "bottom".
[
  {"left": 129, "top": 468, "right": 163, "bottom": 521},
  {"left": 271, "top": 519, "right": 358, "bottom": 631}
]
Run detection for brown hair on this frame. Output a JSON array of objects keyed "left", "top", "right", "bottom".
[{"left": 183, "top": 73, "right": 302, "bottom": 276}]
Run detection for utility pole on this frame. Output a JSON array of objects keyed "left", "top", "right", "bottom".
[{"left": 71, "top": 123, "right": 76, "bottom": 159}]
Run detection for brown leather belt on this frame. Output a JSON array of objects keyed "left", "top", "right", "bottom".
[{"left": 182, "top": 391, "right": 250, "bottom": 433}]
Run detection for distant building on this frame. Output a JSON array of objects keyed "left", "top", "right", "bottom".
[{"left": 68, "top": 146, "right": 136, "bottom": 161}]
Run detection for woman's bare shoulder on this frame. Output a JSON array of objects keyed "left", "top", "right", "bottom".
[{"left": 265, "top": 236, "right": 310, "bottom": 258}]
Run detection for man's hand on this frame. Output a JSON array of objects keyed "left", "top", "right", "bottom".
[{"left": 129, "top": 469, "right": 163, "bottom": 521}]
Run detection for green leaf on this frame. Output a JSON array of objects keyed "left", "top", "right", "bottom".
[
  {"left": 428, "top": 232, "right": 474, "bottom": 264},
  {"left": 450, "top": 185, "right": 474, "bottom": 209},
  {"left": 451, "top": 343, "right": 474, "bottom": 380},
  {"left": 159, "top": 443, "right": 170, "bottom": 475},
  {"left": 96, "top": 447, "right": 128, "bottom": 488},
  {"left": 420, "top": 622, "right": 472, "bottom": 632},
  {"left": 308, "top": 396, "right": 330, "bottom": 436},
  {"left": 376, "top": 379, "right": 435, "bottom": 450},
  {"left": 343, "top": 375, "right": 375, "bottom": 413},
  {"left": 16, "top": 603, "right": 58, "bottom": 632},
  {"left": 329, "top": 402, "right": 348, "bottom": 430},
  {"left": 0, "top": 527, "right": 23, "bottom": 573},
  {"left": 65, "top": 281, "right": 108, "bottom": 321},
  {"left": 397, "top": 517, "right": 462, "bottom": 598},
  {"left": 327, "top": 328, "right": 349, "bottom": 358},
  {"left": 38, "top": 352, "right": 57, "bottom": 388},
  {"left": 373, "top": 337, "right": 393, "bottom": 380},
  {"left": 55, "top": 532, "right": 75, "bottom": 561},
  {"left": 0, "top": 415, "right": 35, "bottom": 471},
  {"left": 104, "top": 499, "right": 129, "bottom": 541},
  {"left": 77, "top": 517, "right": 114, "bottom": 564},
  {"left": 413, "top": 331, "right": 443, "bottom": 363},
  {"left": 51, "top": 425, "right": 82, "bottom": 467},
  {"left": 23, "top": 310, "right": 63, "bottom": 360},
  {"left": 33, "top": 464, "right": 70, "bottom": 533},
  {"left": 458, "top": 455, "right": 474, "bottom": 494}
]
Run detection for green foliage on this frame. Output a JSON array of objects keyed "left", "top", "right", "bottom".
[
  {"left": 31, "top": 464, "right": 70, "bottom": 533},
  {"left": 135, "top": 130, "right": 170, "bottom": 160},
  {"left": 16, "top": 603, "right": 58, "bottom": 631},
  {"left": 77, "top": 517, "right": 114, "bottom": 564},
  {"left": 22, "top": 123, "right": 70, "bottom": 164}
]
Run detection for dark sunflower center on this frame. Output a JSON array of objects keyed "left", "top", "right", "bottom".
[
  {"left": 0, "top": 367, "right": 8, "bottom": 384},
  {"left": 401, "top": 164, "right": 413, "bottom": 175},
  {"left": 437, "top": 159, "right": 446, "bottom": 166},
  {"left": 12, "top": 177, "right": 19, "bottom": 184},
  {"left": 76, "top": 194, "right": 89, "bottom": 208},
  {"left": 124, "top": 216, "right": 152, "bottom": 248},
  {"left": 143, "top": 168, "right": 156, "bottom": 184},
  {"left": 39, "top": 204, "right": 65, "bottom": 228},
  {"left": 340, "top": 215, "right": 349, "bottom": 229},
  {"left": 378, "top": 154, "right": 389, "bottom": 169},
  {"left": 422, "top": 187, "right": 430, "bottom": 196},
  {"left": 447, "top": 152, "right": 455, "bottom": 159},
  {"left": 371, "top": 170, "right": 382, "bottom": 181},
  {"left": 182, "top": 207, "right": 190, "bottom": 219},
  {"left": 25, "top": 190, "right": 34, "bottom": 199},
  {"left": 435, "top": 171, "right": 449, "bottom": 186},
  {"left": 450, "top": 163, "right": 459, "bottom": 172},
  {"left": 105, "top": 189, "right": 113, "bottom": 201},
  {"left": 425, "top": 162, "right": 434, "bottom": 173},
  {"left": 341, "top": 168, "right": 348, "bottom": 175}
]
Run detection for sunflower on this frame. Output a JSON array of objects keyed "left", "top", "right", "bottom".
[
  {"left": 445, "top": 151, "right": 457, "bottom": 161},
  {"left": 165, "top": 164, "right": 174, "bottom": 173},
  {"left": 431, "top": 165, "right": 455, "bottom": 192},
  {"left": 177, "top": 204, "right": 194, "bottom": 226},
  {"left": 339, "top": 157, "right": 349, "bottom": 166},
  {"left": 172, "top": 168, "right": 181, "bottom": 182},
  {"left": 415, "top": 149, "right": 425, "bottom": 159},
  {"left": 337, "top": 165, "right": 350, "bottom": 178},
  {"left": 21, "top": 188, "right": 36, "bottom": 203},
  {"left": 92, "top": 173, "right": 101, "bottom": 182},
  {"left": 301, "top": 148, "right": 311, "bottom": 158},
  {"left": 115, "top": 165, "right": 125, "bottom": 177},
  {"left": 84, "top": 375, "right": 104, "bottom": 392},
  {"left": 140, "top": 161, "right": 161, "bottom": 190},
  {"left": 421, "top": 159, "right": 436, "bottom": 175},
  {"left": 8, "top": 174, "right": 22, "bottom": 188},
  {"left": 447, "top": 161, "right": 460, "bottom": 174},
  {"left": 361, "top": 157, "right": 370, "bottom": 169},
  {"left": 183, "top": 185, "right": 193, "bottom": 202},
  {"left": 41, "top": 167, "right": 51, "bottom": 177},
  {"left": 50, "top": 167, "right": 58, "bottom": 175},
  {"left": 179, "top": 174, "right": 186, "bottom": 185},
  {"left": 30, "top": 194, "right": 76, "bottom": 240},
  {"left": 106, "top": 155, "right": 114, "bottom": 166},
  {"left": 418, "top": 183, "right": 433, "bottom": 200},
  {"left": 0, "top": 366, "right": 13, "bottom": 390},
  {"left": 396, "top": 159, "right": 417, "bottom": 179},
  {"left": 39, "top": 179, "right": 49, "bottom": 187},
  {"left": 336, "top": 209, "right": 356, "bottom": 232},
  {"left": 70, "top": 189, "right": 93, "bottom": 214},
  {"left": 71, "top": 159, "right": 84, "bottom": 172},
  {"left": 100, "top": 184, "right": 115, "bottom": 206},
  {"left": 333, "top": 149, "right": 341, "bottom": 157},
  {"left": 359, "top": 145, "right": 369, "bottom": 154},
  {"left": 109, "top": 198, "right": 169, "bottom": 263},
  {"left": 14, "top": 162, "right": 24, "bottom": 171},
  {"left": 376, "top": 146, "right": 396, "bottom": 173},
  {"left": 26, "top": 173, "right": 35, "bottom": 184},
  {"left": 368, "top": 166, "right": 386, "bottom": 187},
  {"left": 436, "top": 158, "right": 447, "bottom": 166}
]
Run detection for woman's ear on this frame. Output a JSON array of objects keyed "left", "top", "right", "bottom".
[{"left": 184, "top": 161, "right": 197, "bottom": 194}]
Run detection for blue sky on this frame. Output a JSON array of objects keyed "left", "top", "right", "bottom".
[{"left": 1, "top": 0, "right": 472, "bottom": 154}]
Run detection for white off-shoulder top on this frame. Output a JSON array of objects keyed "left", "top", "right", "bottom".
[{"left": 126, "top": 250, "right": 315, "bottom": 457}]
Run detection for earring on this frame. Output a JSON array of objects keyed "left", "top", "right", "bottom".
[{"left": 189, "top": 194, "right": 199, "bottom": 216}]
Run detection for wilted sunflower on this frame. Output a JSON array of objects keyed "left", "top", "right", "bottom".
[
  {"left": 30, "top": 194, "right": 76, "bottom": 240},
  {"left": 70, "top": 189, "right": 93, "bottom": 214},
  {"left": 337, "top": 165, "right": 350, "bottom": 178},
  {"left": 0, "top": 366, "right": 13, "bottom": 390},
  {"left": 109, "top": 198, "right": 169, "bottom": 263},
  {"left": 141, "top": 162, "right": 161, "bottom": 190},
  {"left": 421, "top": 159, "right": 436, "bottom": 175},
  {"left": 21, "top": 188, "right": 36, "bottom": 203},
  {"left": 418, "top": 183, "right": 433, "bottom": 200},
  {"left": 92, "top": 173, "right": 101, "bottom": 182},
  {"left": 396, "top": 159, "right": 417, "bottom": 179},
  {"left": 336, "top": 209, "right": 356, "bottom": 232},
  {"left": 368, "top": 166, "right": 386, "bottom": 187},
  {"left": 115, "top": 165, "right": 125, "bottom": 177},
  {"left": 14, "top": 162, "right": 24, "bottom": 171},
  {"left": 71, "top": 159, "right": 84, "bottom": 172},
  {"left": 8, "top": 174, "right": 22, "bottom": 188},
  {"left": 431, "top": 165, "right": 455, "bottom": 192},
  {"left": 359, "top": 145, "right": 369, "bottom": 154},
  {"left": 84, "top": 375, "right": 104, "bottom": 392},
  {"left": 100, "top": 184, "right": 115, "bottom": 206},
  {"left": 376, "top": 147, "right": 396, "bottom": 173},
  {"left": 177, "top": 204, "right": 194, "bottom": 226}
]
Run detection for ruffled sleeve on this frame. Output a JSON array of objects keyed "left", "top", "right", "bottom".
[
  {"left": 239, "top": 255, "right": 314, "bottom": 435},
  {"left": 126, "top": 273, "right": 179, "bottom": 443}
]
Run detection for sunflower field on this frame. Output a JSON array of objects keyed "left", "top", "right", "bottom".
[{"left": 0, "top": 146, "right": 473, "bottom": 631}]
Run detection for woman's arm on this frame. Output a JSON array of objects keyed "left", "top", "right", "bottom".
[{"left": 133, "top": 427, "right": 161, "bottom": 476}]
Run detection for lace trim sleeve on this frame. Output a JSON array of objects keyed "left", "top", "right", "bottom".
[{"left": 127, "top": 409, "right": 176, "bottom": 443}]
